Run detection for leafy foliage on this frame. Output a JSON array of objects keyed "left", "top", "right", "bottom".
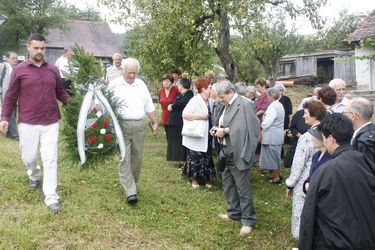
[
  {"left": 61, "top": 45, "right": 123, "bottom": 168},
  {"left": 238, "top": 13, "right": 305, "bottom": 82},
  {"left": 0, "top": 0, "right": 102, "bottom": 54},
  {"left": 0, "top": 0, "right": 66, "bottom": 53},
  {"left": 317, "top": 9, "right": 365, "bottom": 50},
  {"left": 100, "top": 0, "right": 327, "bottom": 82},
  {"left": 59, "top": 5, "right": 102, "bottom": 22}
]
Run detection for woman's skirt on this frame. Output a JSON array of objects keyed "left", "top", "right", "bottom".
[
  {"left": 167, "top": 125, "right": 186, "bottom": 161},
  {"left": 259, "top": 144, "right": 282, "bottom": 170},
  {"left": 182, "top": 148, "right": 215, "bottom": 182}
]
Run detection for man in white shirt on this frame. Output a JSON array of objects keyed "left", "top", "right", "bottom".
[
  {"left": 55, "top": 48, "right": 72, "bottom": 93},
  {"left": 108, "top": 57, "right": 158, "bottom": 204},
  {"left": 106, "top": 53, "right": 123, "bottom": 84},
  {"left": 343, "top": 97, "right": 375, "bottom": 162},
  {"left": 329, "top": 78, "right": 347, "bottom": 113},
  {"left": 0, "top": 51, "right": 19, "bottom": 139}
]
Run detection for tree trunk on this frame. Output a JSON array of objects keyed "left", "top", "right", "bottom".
[{"left": 214, "top": 8, "right": 239, "bottom": 83}]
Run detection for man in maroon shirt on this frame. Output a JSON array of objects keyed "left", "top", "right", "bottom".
[{"left": 0, "top": 33, "right": 69, "bottom": 214}]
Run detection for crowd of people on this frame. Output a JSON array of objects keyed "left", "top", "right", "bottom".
[
  {"left": 155, "top": 67, "right": 375, "bottom": 244},
  {"left": 1, "top": 33, "right": 375, "bottom": 247}
]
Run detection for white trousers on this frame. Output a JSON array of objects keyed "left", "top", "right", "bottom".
[{"left": 18, "top": 122, "right": 60, "bottom": 206}]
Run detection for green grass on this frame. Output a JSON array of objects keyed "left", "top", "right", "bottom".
[{"left": 0, "top": 87, "right": 311, "bottom": 249}]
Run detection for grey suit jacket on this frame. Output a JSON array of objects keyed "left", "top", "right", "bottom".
[
  {"left": 219, "top": 95, "right": 259, "bottom": 170},
  {"left": 0, "top": 62, "right": 12, "bottom": 102}
]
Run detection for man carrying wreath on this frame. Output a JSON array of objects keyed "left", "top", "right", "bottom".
[{"left": 108, "top": 57, "right": 158, "bottom": 204}]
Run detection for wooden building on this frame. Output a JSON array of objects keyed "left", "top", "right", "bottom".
[
  {"left": 45, "top": 20, "right": 122, "bottom": 66},
  {"left": 278, "top": 50, "right": 356, "bottom": 85}
]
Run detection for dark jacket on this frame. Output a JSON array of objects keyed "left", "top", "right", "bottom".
[
  {"left": 352, "top": 123, "right": 375, "bottom": 164},
  {"left": 168, "top": 89, "right": 194, "bottom": 127},
  {"left": 299, "top": 144, "right": 375, "bottom": 250},
  {"left": 302, "top": 150, "right": 332, "bottom": 194},
  {"left": 279, "top": 95, "right": 293, "bottom": 129}
]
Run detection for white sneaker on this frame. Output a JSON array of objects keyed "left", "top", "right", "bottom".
[
  {"left": 218, "top": 214, "right": 233, "bottom": 221},
  {"left": 239, "top": 226, "right": 252, "bottom": 236}
]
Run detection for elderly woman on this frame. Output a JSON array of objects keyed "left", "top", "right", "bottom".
[
  {"left": 285, "top": 100, "right": 327, "bottom": 239},
  {"left": 234, "top": 82, "right": 247, "bottom": 96},
  {"left": 167, "top": 78, "right": 194, "bottom": 163},
  {"left": 245, "top": 85, "right": 257, "bottom": 104},
  {"left": 302, "top": 126, "right": 332, "bottom": 194},
  {"left": 182, "top": 79, "right": 215, "bottom": 188},
  {"left": 274, "top": 83, "right": 293, "bottom": 160},
  {"left": 212, "top": 81, "right": 259, "bottom": 236},
  {"left": 259, "top": 87, "right": 285, "bottom": 183},
  {"left": 255, "top": 77, "right": 269, "bottom": 123},
  {"left": 159, "top": 74, "right": 179, "bottom": 135},
  {"left": 317, "top": 86, "right": 336, "bottom": 113},
  {"left": 274, "top": 83, "right": 292, "bottom": 130}
]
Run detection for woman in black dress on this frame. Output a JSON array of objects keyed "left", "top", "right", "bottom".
[{"left": 167, "top": 78, "right": 194, "bottom": 164}]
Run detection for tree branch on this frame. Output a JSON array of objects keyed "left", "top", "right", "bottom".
[{"left": 265, "top": 0, "right": 287, "bottom": 6}]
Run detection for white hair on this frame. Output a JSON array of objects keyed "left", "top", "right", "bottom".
[
  {"left": 246, "top": 85, "right": 256, "bottom": 94},
  {"left": 274, "top": 83, "right": 286, "bottom": 93},
  {"left": 122, "top": 57, "right": 140, "bottom": 72},
  {"left": 329, "top": 78, "right": 346, "bottom": 88},
  {"left": 112, "top": 53, "right": 122, "bottom": 59}
]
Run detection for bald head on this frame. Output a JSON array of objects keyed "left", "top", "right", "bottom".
[{"left": 349, "top": 97, "right": 373, "bottom": 121}]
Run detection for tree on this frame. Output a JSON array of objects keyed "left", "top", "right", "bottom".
[
  {"left": 100, "top": 0, "right": 327, "bottom": 82},
  {"left": 58, "top": 5, "right": 102, "bottom": 22},
  {"left": 0, "top": 0, "right": 102, "bottom": 54},
  {"left": 318, "top": 10, "right": 365, "bottom": 50},
  {"left": 237, "top": 14, "right": 305, "bottom": 82},
  {"left": 0, "top": 0, "right": 65, "bottom": 53}
]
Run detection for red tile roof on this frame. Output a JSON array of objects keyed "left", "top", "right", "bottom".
[
  {"left": 352, "top": 10, "right": 375, "bottom": 41},
  {"left": 46, "top": 20, "right": 122, "bottom": 57}
]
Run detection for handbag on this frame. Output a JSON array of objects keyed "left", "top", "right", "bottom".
[
  {"left": 284, "top": 129, "right": 293, "bottom": 145},
  {"left": 181, "top": 119, "right": 205, "bottom": 138}
]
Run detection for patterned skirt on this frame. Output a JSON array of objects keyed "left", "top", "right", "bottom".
[{"left": 182, "top": 149, "right": 216, "bottom": 182}]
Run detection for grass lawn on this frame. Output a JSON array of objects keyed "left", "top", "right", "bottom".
[{"left": 0, "top": 87, "right": 311, "bottom": 249}]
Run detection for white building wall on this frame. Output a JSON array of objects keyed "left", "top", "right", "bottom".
[{"left": 355, "top": 45, "right": 375, "bottom": 90}]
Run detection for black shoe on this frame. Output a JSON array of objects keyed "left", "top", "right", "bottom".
[
  {"left": 127, "top": 195, "right": 138, "bottom": 204},
  {"left": 269, "top": 178, "right": 282, "bottom": 185},
  {"left": 28, "top": 179, "right": 40, "bottom": 188}
]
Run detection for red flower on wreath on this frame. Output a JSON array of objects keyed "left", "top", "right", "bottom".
[
  {"left": 105, "top": 133, "right": 112, "bottom": 142},
  {"left": 92, "top": 107, "right": 97, "bottom": 113},
  {"left": 88, "top": 136, "right": 97, "bottom": 144},
  {"left": 103, "top": 120, "right": 110, "bottom": 127},
  {"left": 91, "top": 122, "right": 98, "bottom": 129}
]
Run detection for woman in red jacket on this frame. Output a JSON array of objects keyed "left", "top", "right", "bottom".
[{"left": 159, "top": 74, "right": 179, "bottom": 137}]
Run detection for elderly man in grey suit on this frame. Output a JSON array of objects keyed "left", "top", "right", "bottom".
[
  {"left": 0, "top": 51, "right": 19, "bottom": 140},
  {"left": 211, "top": 80, "right": 259, "bottom": 236}
]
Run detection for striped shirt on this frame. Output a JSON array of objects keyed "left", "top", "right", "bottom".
[{"left": 1, "top": 60, "right": 69, "bottom": 125}]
